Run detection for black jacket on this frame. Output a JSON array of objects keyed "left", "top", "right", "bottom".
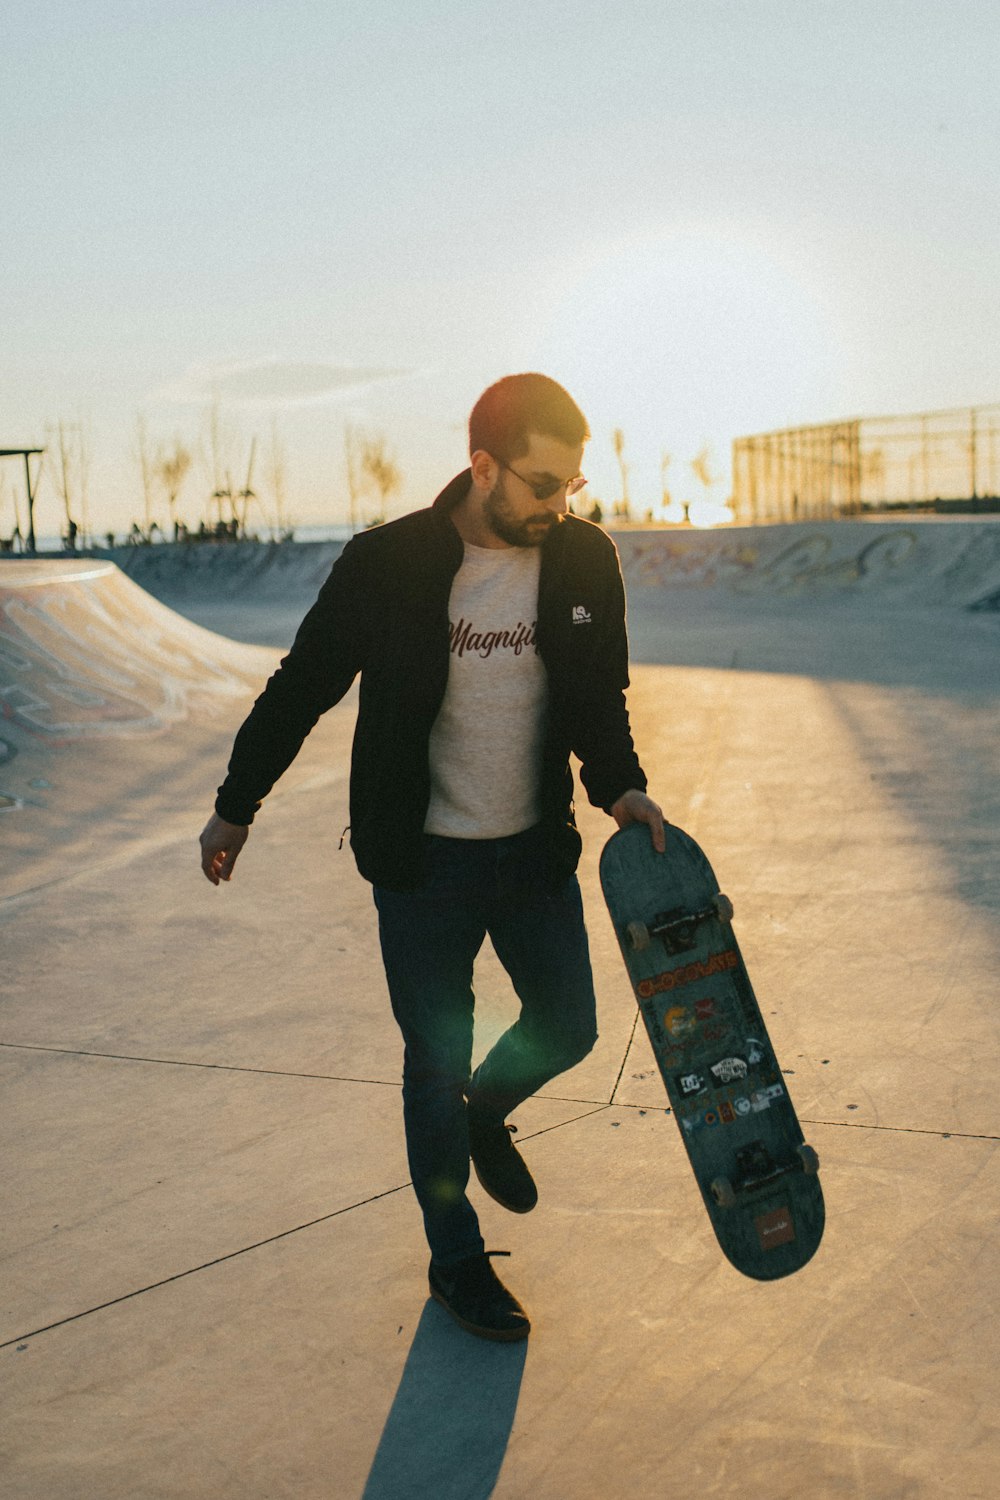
[{"left": 216, "top": 470, "right": 646, "bottom": 889}]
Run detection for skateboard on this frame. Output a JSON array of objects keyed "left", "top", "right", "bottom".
[{"left": 600, "top": 822, "right": 824, "bottom": 1281}]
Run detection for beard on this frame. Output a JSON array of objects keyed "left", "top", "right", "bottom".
[{"left": 483, "top": 481, "right": 563, "bottom": 548}]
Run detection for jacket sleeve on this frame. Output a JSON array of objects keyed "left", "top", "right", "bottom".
[
  {"left": 568, "top": 543, "right": 647, "bottom": 812},
  {"left": 215, "top": 539, "right": 370, "bottom": 824}
]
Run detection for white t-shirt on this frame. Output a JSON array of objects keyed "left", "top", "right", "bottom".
[{"left": 424, "top": 543, "right": 548, "bottom": 839}]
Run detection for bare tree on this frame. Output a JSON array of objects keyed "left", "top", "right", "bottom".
[
  {"left": 690, "top": 446, "right": 716, "bottom": 492},
  {"left": 688, "top": 446, "right": 719, "bottom": 525},
  {"left": 344, "top": 423, "right": 363, "bottom": 531},
  {"left": 49, "top": 420, "right": 80, "bottom": 547},
  {"left": 135, "top": 414, "right": 156, "bottom": 535},
  {"left": 236, "top": 438, "right": 257, "bottom": 535},
  {"left": 76, "top": 414, "right": 92, "bottom": 545},
  {"left": 156, "top": 437, "right": 193, "bottom": 535},
  {"left": 660, "top": 449, "right": 672, "bottom": 514},
  {"left": 1, "top": 467, "right": 27, "bottom": 550},
  {"left": 206, "top": 402, "right": 243, "bottom": 529},
  {"left": 358, "top": 432, "right": 401, "bottom": 527},
  {"left": 45, "top": 418, "right": 94, "bottom": 547},
  {"left": 612, "top": 428, "right": 630, "bottom": 518},
  {"left": 208, "top": 402, "right": 224, "bottom": 499},
  {"left": 267, "top": 418, "right": 291, "bottom": 537}
]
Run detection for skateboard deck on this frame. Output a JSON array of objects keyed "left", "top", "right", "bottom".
[{"left": 600, "top": 822, "right": 824, "bottom": 1281}]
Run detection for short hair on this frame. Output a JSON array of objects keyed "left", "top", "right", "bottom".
[{"left": 468, "top": 373, "right": 590, "bottom": 462}]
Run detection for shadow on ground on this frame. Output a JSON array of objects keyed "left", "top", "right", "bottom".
[
  {"left": 625, "top": 588, "right": 1000, "bottom": 694},
  {"left": 362, "top": 1301, "right": 527, "bottom": 1500}
]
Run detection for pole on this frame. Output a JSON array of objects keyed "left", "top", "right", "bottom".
[{"left": 24, "top": 451, "right": 37, "bottom": 552}]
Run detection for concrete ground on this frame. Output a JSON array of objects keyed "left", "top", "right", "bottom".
[{"left": 2, "top": 526, "right": 999, "bottom": 1498}]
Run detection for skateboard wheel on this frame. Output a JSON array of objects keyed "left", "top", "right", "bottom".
[
  {"left": 710, "top": 1176, "right": 737, "bottom": 1208},
  {"left": 797, "top": 1144, "right": 820, "bottom": 1175},
  {"left": 626, "top": 921, "right": 651, "bottom": 952},
  {"left": 714, "top": 893, "right": 735, "bottom": 924}
]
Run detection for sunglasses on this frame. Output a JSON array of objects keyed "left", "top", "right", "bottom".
[{"left": 498, "top": 459, "right": 587, "bottom": 502}]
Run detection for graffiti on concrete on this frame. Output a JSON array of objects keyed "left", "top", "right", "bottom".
[
  {"left": 735, "top": 531, "right": 918, "bottom": 594},
  {"left": 621, "top": 536, "right": 762, "bottom": 589},
  {"left": 618, "top": 530, "right": 918, "bottom": 595},
  {"left": 0, "top": 566, "right": 258, "bottom": 741}
]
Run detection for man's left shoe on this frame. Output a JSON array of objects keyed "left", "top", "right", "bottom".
[{"left": 467, "top": 1110, "right": 538, "bottom": 1214}]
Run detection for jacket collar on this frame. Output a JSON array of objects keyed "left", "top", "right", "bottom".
[
  {"left": 430, "top": 468, "right": 573, "bottom": 563},
  {"left": 431, "top": 469, "right": 473, "bottom": 515}
]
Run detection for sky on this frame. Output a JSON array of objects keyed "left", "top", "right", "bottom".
[{"left": 2, "top": 0, "right": 998, "bottom": 538}]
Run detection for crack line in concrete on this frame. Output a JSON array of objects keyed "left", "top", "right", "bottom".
[
  {"left": 0, "top": 1040, "right": 399, "bottom": 1089},
  {"left": 537, "top": 1092, "right": 1000, "bottom": 1140},
  {"left": 6, "top": 1043, "right": 994, "bottom": 1143},
  {"left": 795, "top": 1117, "right": 999, "bottom": 1141},
  {"left": 2, "top": 1106, "right": 611, "bottom": 1351},
  {"left": 608, "top": 1007, "right": 641, "bottom": 1107},
  {"left": 0, "top": 1183, "right": 413, "bottom": 1353},
  {"left": 3, "top": 1093, "right": 995, "bottom": 1351}
]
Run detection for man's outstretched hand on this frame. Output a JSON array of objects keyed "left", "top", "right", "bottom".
[
  {"left": 610, "top": 789, "right": 666, "bottom": 853},
  {"left": 200, "top": 813, "right": 250, "bottom": 885}
]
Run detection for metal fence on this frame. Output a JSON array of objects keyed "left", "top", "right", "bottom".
[{"left": 731, "top": 403, "right": 1000, "bottom": 523}]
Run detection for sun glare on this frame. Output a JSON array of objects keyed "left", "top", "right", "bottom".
[{"left": 525, "top": 228, "right": 841, "bottom": 522}]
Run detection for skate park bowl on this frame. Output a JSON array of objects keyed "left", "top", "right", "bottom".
[{"left": 2, "top": 520, "right": 999, "bottom": 1499}]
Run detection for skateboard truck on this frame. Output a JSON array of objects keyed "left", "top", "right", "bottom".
[
  {"left": 626, "top": 893, "right": 734, "bottom": 955},
  {"left": 710, "top": 1141, "right": 821, "bottom": 1208}
]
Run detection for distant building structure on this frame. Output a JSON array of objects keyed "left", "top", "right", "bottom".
[{"left": 731, "top": 403, "right": 1000, "bottom": 524}]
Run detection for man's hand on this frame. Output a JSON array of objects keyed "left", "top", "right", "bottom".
[
  {"left": 200, "top": 813, "right": 250, "bottom": 885},
  {"left": 610, "top": 789, "right": 666, "bottom": 853}
]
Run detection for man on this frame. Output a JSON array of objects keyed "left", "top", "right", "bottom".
[{"left": 200, "top": 373, "right": 663, "bottom": 1342}]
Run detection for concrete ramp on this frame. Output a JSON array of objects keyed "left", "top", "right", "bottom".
[
  {"left": 613, "top": 518, "right": 1000, "bottom": 610},
  {"left": 106, "top": 540, "right": 347, "bottom": 646},
  {"left": 109, "top": 520, "right": 1000, "bottom": 612},
  {"left": 612, "top": 520, "right": 1000, "bottom": 693},
  {"left": 109, "top": 538, "right": 346, "bottom": 603},
  {"left": 98, "top": 523, "right": 1000, "bottom": 655},
  {"left": 0, "top": 560, "right": 302, "bottom": 903},
  {"left": 0, "top": 559, "right": 271, "bottom": 744}
]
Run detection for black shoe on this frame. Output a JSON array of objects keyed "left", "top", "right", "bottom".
[
  {"left": 429, "top": 1251, "right": 530, "bottom": 1342},
  {"left": 467, "top": 1111, "right": 539, "bottom": 1214}
]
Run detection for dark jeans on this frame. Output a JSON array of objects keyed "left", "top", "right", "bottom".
[{"left": 374, "top": 826, "right": 598, "bottom": 1266}]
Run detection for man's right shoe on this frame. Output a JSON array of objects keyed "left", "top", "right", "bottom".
[
  {"left": 467, "top": 1111, "right": 539, "bottom": 1214},
  {"left": 429, "top": 1251, "right": 531, "bottom": 1342}
]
